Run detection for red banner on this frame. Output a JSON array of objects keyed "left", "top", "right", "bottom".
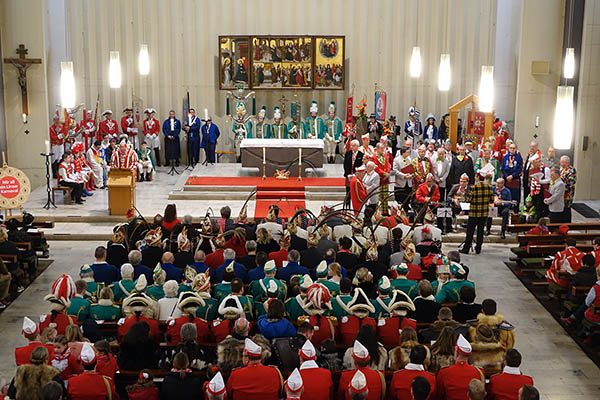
[
  {"left": 346, "top": 96, "right": 353, "bottom": 123},
  {"left": 467, "top": 110, "right": 486, "bottom": 136}
]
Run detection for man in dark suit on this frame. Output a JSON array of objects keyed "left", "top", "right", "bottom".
[
  {"left": 201, "top": 115, "right": 220, "bottom": 165},
  {"left": 344, "top": 139, "right": 364, "bottom": 207},
  {"left": 447, "top": 144, "right": 475, "bottom": 187},
  {"left": 451, "top": 285, "right": 482, "bottom": 323},
  {"left": 90, "top": 246, "right": 119, "bottom": 285},
  {"left": 336, "top": 237, "right": 359, "bottom": 273}
]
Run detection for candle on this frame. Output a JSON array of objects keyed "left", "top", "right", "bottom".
[
  {"left": 262, "top": 147, "right": 266, "bottom": 164},
  {"left": 45, "top": 140, "right": 50, "bottom": 154},
  {"left": 535, "top": 115, "right": 540, "bottom": 127},
  {"left": 299, "top": 148, "right": 302, "bottom": 166},
  {"left": 204, "top": 108, "right": 209, "bottom": 121},
  {"left": 22, "top": 113, "right": 27, "bottom": 123}
]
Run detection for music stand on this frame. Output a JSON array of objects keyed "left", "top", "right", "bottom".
[
  {"left": 167, "top": 158, "right": 180, "bottom": 176},
  {"left": 183, "top": 129, "right": 194, "bottom": 171}
]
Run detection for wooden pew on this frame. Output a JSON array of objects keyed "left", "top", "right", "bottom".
[
  {"left": 517, "top": 233, "right": 599, "bottom": 246},
  {"left": 526, "top": 244, "right": 593, "bottom": 256},
  {"left": 508, "top": 222, "right": 600, "bottom": 234}
]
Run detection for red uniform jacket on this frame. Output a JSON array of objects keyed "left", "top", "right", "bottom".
[
  {"left": 121, "top": 116, "right": 136, "bottom": 136},
  {"left": 225, "top": 236, "right": 247, "bottom": 258},
  {"left": 350, "top": 176, "right": 367, "bottom": 214},
  {"left": 211, "top": 319, "right": 254, "bottom": 343},
  {"left": 372, "top": 153, "right": 391, "bottom": 185},
  {"left": 39, "top": 312, "right": 75, "bottom": 335},
  {"left": 545, "top": 246, "right": 585, "bottom": 287},
  {"left": 15, "top": 342, "right": 55, "bottom": 366},
  {"left": 436, "top": 361, "right": 484, "bottom": 400},
  {"left": 49, "top": 123, "right": 65, "bottom": 146},
  {"left": 143, "top": 118, "right": 160, "bottom": 137},
  {"left": 166, "top": 315, "right": 209, "bottom": 344},
  {"left": 389, "top": 368, "right": 436, "bottom": 400},
  {"left": 415, "top": 183, "right": 441, "bottom": 204},
  {"left": 118, "top": 315, "right": 160, "bottom": 342},
  {"left": 584, "top": 283, "right": 600, "bottom": 323},
  {"left": 96, "top": 353, "right": 119, "bottom": 380},
  {"left": 206, "top": 249, "right": 225, "bottom": 270},
  {"left": 376, "top": 317, "right": 417, "bottom": 348},
  {"left": 406, "top": 263, "right": 423, "bottom": 281},
  {"left": 67, "top": 371, "right": 118, "bottom": 400},
  {"left": 591, "top": 249, "right": 600, "bottom": 267},
  {"left": 488, "top": 371, "right": 534, "bottom": 400},
  {"left": 299, "top": 365, "right": 333, "bottom": 400},
  {"left": 269, "top": 249, "right": 289, "bottom": 269},
  {"left": 99, "top": 119, "right": 119, "bottom": 140},
  {"left": 227, "top": 363, "right": 282, "bottom": 400},
  {"left": 51, "top": 352, "right": 83, "bottom": 380},
  {"left": 339, "top": 316, "right": 377, "bottom": 347},
  {"left": 298, "top": 315, "right": 336, "bottom": 347},
  {"left": 337, "top": 367, "right": 384, "bottom": 400}
]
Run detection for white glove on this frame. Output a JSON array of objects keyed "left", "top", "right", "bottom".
[
  {"left": 133, "top": 128, "right": 138, "bottom": 133},
  {"left": 58, "top": 134, "right": 64, "bottom": 139}
]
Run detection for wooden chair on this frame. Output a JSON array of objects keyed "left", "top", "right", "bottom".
[
  {"left": 52, "top": 186, "right": 72, "bottom": 205},
  {"left": 216, "top": 151, "right": 236, "bottom": 163}
]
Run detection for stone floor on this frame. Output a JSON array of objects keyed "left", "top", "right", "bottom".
[{"left": 5, "top": 163, "right": 600, "bottom": 398}]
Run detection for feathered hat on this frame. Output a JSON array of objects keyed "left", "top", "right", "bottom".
[
  {"left": 305, "top": 283, "right": 332, "bottom": 316},
  {"left": 44, "top": 274, "right": 76, "bottom": 310}
]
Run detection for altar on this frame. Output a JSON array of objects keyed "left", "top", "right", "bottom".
[{"left": 240, "top": 138, "right": 324, "bottom": 177}]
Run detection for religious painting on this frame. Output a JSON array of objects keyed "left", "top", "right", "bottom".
[
  {"left": 219, "top": 36, "right": 250, "bottom": 90},
  {"left": 314, "top": 36, "right": 345, "bottom": 89},
  {"left": 252, "top": 36, "right": 312, "bottom": 89}
]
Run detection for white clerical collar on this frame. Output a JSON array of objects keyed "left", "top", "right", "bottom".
[
  {"left": 503, "top": 366, "right": 522, "bottom": 375},
  {"left": 405, "top": 363, "right": 424, "bottom": 371},
  {"left": 299, "top": 360, "right": 318, "bottom": 370}
]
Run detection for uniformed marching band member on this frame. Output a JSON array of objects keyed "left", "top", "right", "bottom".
[
  {"left": 376, "top": 289, "right": 417, "bottom": 348},
  {"left": 99, "top": 110, "right": 119, "bottom": 141},
  {"left": 15, "top": 317, "right": 55, "bottom": 366},
  {"left": 89, "top": 287, "right": 122, "bottom": 321},
  {"left": 348, "top": 370, "right": 369, "bottom": 400},
  {"left": 49, "top": 113, "right": 65, "bottom": 176},
  {"left": 324, "top": 101, "right": 343, "bottom": 163},
  {"left": 254, "top": 106, "right": 271, "bottom": 139},
  {"left": 192, "top": 271, "right": 218, "bottom": 321},
  {"left": 297, "top": 283, "right": 336, "bottom": 347},
  {"left": 287, "top": 111, "right": 304, "bottom": 139},
  {"left": 40, "top": 274, "right": 77, "bottom": 335},
  {"left": 297, "top": 340, "right": 334, "bottom": 400},
  {"left": 67, "top": 342, "right": 118, "bottom": 399},
  {"left": 411, "top": 144, "right": 433, "bottom": 185},
  {"left": 249, "top": 260, "right": 286, "bottom": 302},
  {"left": 143, "top": 108, "right": 161, "bottom": 166},
  {"left": 78, "top": 109, "right": 97, "bottom": 151},
  {"left": 121, "top": 107, "right": 139, "bottom": 149},
  {"left": 284, "top": 368, "right": 304, "bottom": 400},
  {"left": 435, "top": 262, "right": 475, "bottom": 303},
  {"left": 117, "top": 292, "right": 160, "bottom": 342},
  {"left": 285, "top": 274, "right": 313, "bottom": 320},
  {"left": 270, "top": 106, "right": 287, "bottom": 139},
  {"left": 205, "top": 371, "right": 227, "bottom": 400},
  {"left": 315, "top": 260, "right": 339, "bottom": 296},
  {"left": 227, "top": 338, "right": 283, "bottom": 399},
  {"left": 305, "top": 101, "right": 325, "bottom": 139},
  {"left": 67, "top": 279, "right": 91, "bottom": 321},
  {"left": 166, "top": 291, "right": 209, "bottom": 344},
  {"left": 79, "top": 264, "right": 102, "bottom": 302},
  {"left": 436, "top": 334, "right": 485, "bottom": 400},
  {"left": 390, "top": 263, "right": 419, "bottom": 299},
  {"left": 404, "top": 106, "right": 423, "bottom": 141},
  {"left": 370, "top": 276, "right": 393, "bottom": 319},
  {"left": 338, "top": 288, "right": 377, "bottom": 347},
  {"left": 338, "top": 341, "right": 385, "bottom": 400},
  {"left": 213, "top": 294, "right": 247, "bottom": 342}
]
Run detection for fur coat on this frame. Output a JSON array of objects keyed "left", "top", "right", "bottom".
[
  {"left": 388, "top": 340, "right": 430, "bottom": 371},
  {"left": 14, "top": 364, "right": 60, "bottom": 400},
  {"left": 468, "top": 313, "right": 515, "bottom": 350},
  {"left": 342, "top": 345, "right": 388, "bottom": 370},
  {"left": 469, "top": 341, "right": 506, "bottom": 376}
]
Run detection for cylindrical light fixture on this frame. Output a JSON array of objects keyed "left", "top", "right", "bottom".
[
  {"left": 563, "top": 47, "right": 575, "bottom": 79},
  {"left": 60, "top": 61, "right": 76, "bottom": 109},
  {"left": 139, "top": 44, "right": 150, "bottom": 75},
  {"left": 109, "top": 51, "right": 121, "bottom": 88},
  {"left": 553, "top": 85, "right": 574, "bottom": 149},
  {"left": 410, "top": 46, "right": 421, "bottom": 78},
  {"left": 438, "top": 54, "right": 451, "bottom": 91},
  {"left": 478, "top": 65, "right": 494, "bottom": 112}
]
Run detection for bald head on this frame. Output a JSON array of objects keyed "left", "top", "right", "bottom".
[{"left": 162, "top": 251, "right": 175, "bottom": 263}]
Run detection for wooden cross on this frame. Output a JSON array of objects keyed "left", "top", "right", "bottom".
[{"left": 3, "top": 44, "right": 42, "bottom": 116}]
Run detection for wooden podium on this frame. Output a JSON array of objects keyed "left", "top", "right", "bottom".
[{"left": 107, "top": 168, "right": 136, "bottom": 215}]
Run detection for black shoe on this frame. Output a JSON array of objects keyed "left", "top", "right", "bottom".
[
  {"left": 164, "top": 163, "right": 170, "bottom": 167},
  {"left": 501, "top": 231, "right": 506, "bottom": 239},
  {"left": 485, "top": 229, "right": 491, "bottom": 236},
  {"left": 475, "top": 247, "right": 482, "bottom": 254},
  {"left": 75, "top": 200, "right": 84, "bottom": 204},
  {"left": 139, "top": 175, "right": 144, "bottom": 182},
  {"left": 459, "top": 247, "right": 469, "bottom": 255}
]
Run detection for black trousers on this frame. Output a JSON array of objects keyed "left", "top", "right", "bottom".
[
  {"left": 532, "top": 193, "right": 546, "bottom": 220},
  {"left": 464, "top": 216, "right": 487, "bottom": 252},
  {"left": 549, "top": 211, "right": 563, "bottom": 223},
  {"left": 62, "top": 181, "right": 82, "bottom": 202},
  {"left": 563, "top": 205, "right": 572, "bottom": 223},
  {"left": 394, "top": 184, "right": 411, "bottom": 210},
  {"left": 486, "top": 205, "right": 510, "bottom": 233}
]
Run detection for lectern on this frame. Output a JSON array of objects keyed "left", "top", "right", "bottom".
[{"left": 107, "top": 168, "right": 135, "bottom": 215}]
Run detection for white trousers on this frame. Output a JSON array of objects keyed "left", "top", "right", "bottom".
[
  {"left": 324, "top": 137, "right": 336, "bottom": 157},
  {"left": 145, "top": 135, "right": 160, "bottom": 149},
  {"left": 51, "top": 145, "right": 64, "bottom": 164},
  {"left": 138, "top": 161, "right": 153, "bottom": 174}
]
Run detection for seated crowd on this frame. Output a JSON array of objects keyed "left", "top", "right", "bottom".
[{"left": 8, "top": 203, "right": 543, "bottom": 400}]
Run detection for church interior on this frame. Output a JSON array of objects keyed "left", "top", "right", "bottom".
[{"left": 1, "top": 0, "right": 600, "bottom": 399}]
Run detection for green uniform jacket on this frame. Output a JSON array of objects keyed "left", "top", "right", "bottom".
[
  {"left": 304, "top": 116, "right": 325, "bottom": 139},
  {"left": 232, "top": 121, "right": 253, "bottom": 138},
  {"left": 435, "top": 279, "right": 475, "bottom": 304},
  {"left": 214, "top": 283, "right": 232, "bottom": 303},
  {"left": 67, "top": 296, "right": 91, "bottom": 321},
  {"left": 316, "top": 279, "right": 340, "bottom": 297},
  {"left": 85, "top": 281, "right": 104, "bottom": 302},
  {"left": 178, "top": 284, "right": 192, "bottom": 295},
  {"left": 329, "top": 295, "right": 353, "bottom": 319},
  {"left": 196, "top": 297, "right": 218, "bottom": 321},
  {"left": 370, "top": 296, "right": 393, "bottom": 319},
  {"left": 112, "top": 280, "right": 136, "bottom": 302},
  {"left": 90, "top": 303, "right": 122, "bottom": 321},
  {"left": 287, "top": 121, "right": 304, "bottom": 139},
  {"left": 253, "top": 122, "right": 271, "bottom": 139},
  {"left": 269, "top": 122, "right": 288, "bottom": 139},
  {"left": 249, "top": 278, "right": 287, "bottom": 302},
  {"left": 285, "top": 295, "right": 310, "bottom": 320},
  {"left": 324, "top": 116, "right": 343, "bottom": 141},
  {"left": 147, "top": 285, "right": 165, "bottom": 301},
  {"left": 390, "top": 278, "right": 419, "bottom": 300},
  {"left": 137, "top": 148, "right": 156, "bottom": 169}
]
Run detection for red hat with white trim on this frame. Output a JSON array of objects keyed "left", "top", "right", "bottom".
[
  {"left": 456, "top": 333, "right": 472, "bottom": 355},
  {"left": 206, "top": 372, "right": 226, "bottom": 397},
  {"left": 22, "top": 316, "right": 38, "bottom": 336},
  {"left": 361, "top": 133, "right": 370, "bottom": 140},
  {"left": 244, "top": 338, "right": 262, "bottom": 357},
  {"left": 285, "top": 368, "right": 304, "bottom": 394},
  {"left": 349, "top": 370, "right": 368, "bottom": 395},
  {"left": 80, "top": 342, "right": 97, "bottom": 366},
  {"left": 298, "top": 340, "right": 317, "bottom": 360},
  {"left": 351, "top": 340, "right": 370, "bottom": 361}
]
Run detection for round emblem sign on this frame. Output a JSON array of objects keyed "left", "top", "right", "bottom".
[
  {"left": 0, "top": 166, "right": 30, "bottom": 209},
  {"left": 0, "top": 177, "right": 20, "bottom": 199}
]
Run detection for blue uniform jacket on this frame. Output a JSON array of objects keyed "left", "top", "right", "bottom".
[
  {"left": 215, "top": 259, "right": 248, "bottom": 283},
  {"left": 201, "top": 123, "right": 220, "bottom": 147},
  {"left": 133, "top": 263, "right": 153, "bottom": 284},
  {"left": 501, "top": 152, "right": 523, "bottom": 180},
  {"left": 192, "top": 261, "right": 214, "bottom": 279},
  {"left": 90, "top": 262, "right": 119, "bottom": 285},
  {"left": 162, "top": 262, "right": 183, "bottom": 282},
  {"left": 423, "top": 125, "right": 439, "bottom": 141},
  {"left": 162, "top": 118, "right": 181, "bottom": 138},
  {"left": 276, "top": 262, "right": 309, "bottom": 283},
  {"left": 257, "top": 314, "right": 297, "bottom": 340},
  {"left": 248, "top": 266, "right": 265, "bottom": 281},
  {"left": 187, "top": 116, "right": 201, "bottom": 140}
]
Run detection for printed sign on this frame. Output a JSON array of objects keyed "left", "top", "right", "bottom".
[{"left": 0, "top": 165, "right": 30, "bottom": 209}]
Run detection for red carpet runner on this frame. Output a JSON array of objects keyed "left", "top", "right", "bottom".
[{"left": 185, "top": 176, "right": 345, "bottom": 219}]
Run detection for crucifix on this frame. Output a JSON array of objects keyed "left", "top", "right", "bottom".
[{"left": 3, "top": 44, "right": 42, "bottom": 116}]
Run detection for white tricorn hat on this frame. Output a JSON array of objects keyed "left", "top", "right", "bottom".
[
  {"left": 456, "top": 333, "right": 472, "bottom": 355},
  {"left": 388, "top": 289, "right": 416, "bottom": 316},
  {"left": 102, "top": 110, "right": 113, "bottom": 116},
  {"left": 347, "top": 287, "right": 376, "bottom": 316},
  {"left": 122, "top": 292, "right": 153, "bottom": 313},
  {"left": 177, "top": 291, "right": 206, "bottom": 312},
  {"left": 144, "top": 108, "right": 156, "bottom": 114},
  {"left": 22, "top": 316, "right": 38, "bottom": 336},
  {"left": 218, "top": 294, "right": 244, "bottom": 318}
]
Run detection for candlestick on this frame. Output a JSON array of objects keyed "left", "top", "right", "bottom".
[
  {"left": 262, "top": 147, "right": 266, "bottom": 164},
  {"left": 298, "top": 148, "right": 302, "bottom": 166},
  {"left": 204, "top": 108, "right": 209, "bottom": 121},
  {"left": 45, "top": 140, "right": 50, "bottom": 154}
]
